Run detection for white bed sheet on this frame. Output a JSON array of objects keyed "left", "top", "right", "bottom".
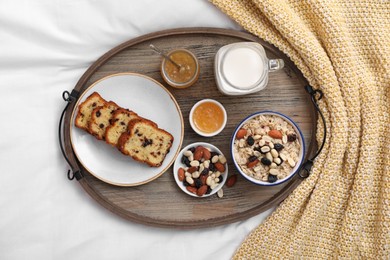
[{"left": 0, "top": 1, "right": 274, "bottom": 259}]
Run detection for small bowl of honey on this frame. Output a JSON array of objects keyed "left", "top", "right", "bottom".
[
  {"left": 189, "top": 99, "right": 227, "bottom": 137},
  {"left": 161, "top": 49, "right": 200, "bottom": 89}
]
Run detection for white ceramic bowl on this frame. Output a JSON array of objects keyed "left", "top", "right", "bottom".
[
  {"left": 173, "top": 142, "right": 228, "bottom": 197},
  {"left": 189, "top": 99, "right": 227, "bottom": 137},
  {"left": 231, "top": 111, "right": 305, "bottom": 186}
]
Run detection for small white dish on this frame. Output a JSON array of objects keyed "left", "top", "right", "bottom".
[
  {"left": 189, "top": 99, "right": 227, "bottom": 137},
  {"left": 173, "top": 142, "right": 228, "bottom": 198}
]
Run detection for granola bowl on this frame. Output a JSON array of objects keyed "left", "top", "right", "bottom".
[{"left": 231, "top": 111, "right": 305, "bottom": 186}]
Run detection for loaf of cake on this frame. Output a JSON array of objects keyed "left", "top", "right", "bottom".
[
  {"left": 117, "top": 118, "right": 174, "bottom": 167},
  {"left": 75, "top": 92, "right": 106, "bottom": 131},
  {"left": 74, "top": 92, "right": 174, "bottom": 168},
  {"left": 88, "top": 101, "right": 119, "bottom": 140},
  {"left": 104, "top": 108, "right": 141, "bottom": 147}
]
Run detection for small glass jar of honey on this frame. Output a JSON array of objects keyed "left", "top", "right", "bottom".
[{"left": 161, "top": 49, "right": 200, "bottom": 89}]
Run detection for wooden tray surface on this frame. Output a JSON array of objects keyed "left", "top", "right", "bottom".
[{"left": 63, "top": 28, "right": 316, "bottom": 228}]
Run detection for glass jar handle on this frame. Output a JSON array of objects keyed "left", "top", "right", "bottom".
[{"left": 268, "top": 59, "right": 284, "bottom": 72}]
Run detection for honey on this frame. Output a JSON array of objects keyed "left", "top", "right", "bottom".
[
  {"left": 192, "top": 101, "right": 225, "bottom": 134},
  {"left": 161, "top": 49, "right": 199, "bottom": 88}
]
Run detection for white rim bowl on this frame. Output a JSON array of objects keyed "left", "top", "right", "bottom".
[
  {"left": 230, "top": 111, "right": 305, "bottom": 186},
  {"left": 173, "top": 142, "right": 228, "bottom": 197},
  {"left": 189, "top": 99, "right": 227, "bottom": 137}
]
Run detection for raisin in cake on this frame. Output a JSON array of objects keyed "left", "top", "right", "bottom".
[
  {"left": 104, "top": 108, "right": 141, "bottom": 147},
  {"left": 75, "top": 92, "right": 106, "bottom": 131},
  {"left": 88, "top": 101, "right": 119, "bottom": 140},
  {"left": 117, "top": 118, "right": 174, "bottom": 167}
]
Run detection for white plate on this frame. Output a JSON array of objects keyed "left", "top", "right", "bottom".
[{"left": 70, "top": 73, "right": 184, "bottom": 186}]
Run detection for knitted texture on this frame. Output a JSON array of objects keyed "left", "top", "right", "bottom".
[{"left": 211, "top": 0, "right": 389, "bottom": 259}]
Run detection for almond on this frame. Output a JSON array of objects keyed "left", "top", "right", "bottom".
[
  {"left": 268, "top": 129, "right": 283, "bottom": 139},
  {"left": 202, "top": 148, "right": 211, "bottom": 160},
  {"left": 247, "top": 159, "right": 259, "bottom": 168},
  {"left": 186, "top": 186, "right": 197, "bottom": 194},
  {"left": 236, "top": 128, "right": 247, "bottom": 139},
  {"left": 196, "top": 185, "right": 208, "bottom": 196},
  {"left": 226, "top": 175, "right": 237, "bottom": 187},
  {"left": 193, "top": 149, "right": 203, "bottom": 161},
  {"left": 200, "top": 174, "right": 207, "bottom": 185},
  {"left": 195, "top": 145, "right": 204, "bottom": 153},
  {"left": 187, "top": 166, "right": 198, "bottom": 173},
  {"left": 178, "top": 167, "right": 185, "bottom": 181},
  {"left": 214, "top": 162, "right": 225, "bottom": 172}
]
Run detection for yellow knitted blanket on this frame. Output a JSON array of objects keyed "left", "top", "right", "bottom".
[{"left": 211, "top": 0, "right": 389, "bottom": 259}]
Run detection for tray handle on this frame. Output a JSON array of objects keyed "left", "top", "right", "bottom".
[
  {"left": 59, "top": 90, "right": 83, "bottom": 181},
  {"left": 298, "top": 85, "right": 326, "bottom": 178}
]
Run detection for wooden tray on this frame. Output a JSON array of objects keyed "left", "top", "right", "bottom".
[{"left": 62, "top": 28, "right": 316, "bottom": 228}]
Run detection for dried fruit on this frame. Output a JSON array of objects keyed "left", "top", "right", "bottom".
[
  {"left": 274, "top": 143, "right": 284, "bottom": 151},
  {"left": 287, "top": 134, "right": 297, "bottom": 142},
  {"left": 178, "top": 168, "right": 185, "bottom": 181},
  {"left": 247, "top": 136, "right": 255, "bottom": 146},
  {"left": 261, "top": 157, "right": 272, "bottom": 166},
  {"left": 226, "top": 175, "right": 237, "bottom": 187},
  {"left": 268, "top": 174, "right": 278, "bottom": 183},
  {"left": 181, "top": 156, "right": 191, "bottom": 167},
  {"left": 268, "top": 129, "right": 283, "bottom": 139},
  {"left": 214, "top": 162, "right": 225, "bottom": 172},
  {"left": 194, "top": 178, "right": 203, "bottom": 189},
  {"left": 211, "top": 151, "right": 220, "bottom": 158},
  {"left": 236, "top": 128, "right": 247, "bottom": 139},
  {"left": 248, "top": 155, "right": 258, "bottom": 162}
]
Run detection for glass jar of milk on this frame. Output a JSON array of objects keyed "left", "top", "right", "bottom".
[{"left": 214, "top": 42, "right": 284, "bottom": 95}]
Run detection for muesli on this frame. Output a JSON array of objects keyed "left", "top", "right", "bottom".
[{"left": 233, "top": 114, "right": 301, "bottom": 183}]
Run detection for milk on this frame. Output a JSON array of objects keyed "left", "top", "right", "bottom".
[
  {"left": 214, "top": 42, "right": 284, "bottom": 96},
  {"left": 221, "top": 47, "right": 265, "bottom": 89}
]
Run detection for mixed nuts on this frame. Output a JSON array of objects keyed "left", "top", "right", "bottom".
[{"left": 177, "top": 145, "right": 228, "bottom": 197}]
